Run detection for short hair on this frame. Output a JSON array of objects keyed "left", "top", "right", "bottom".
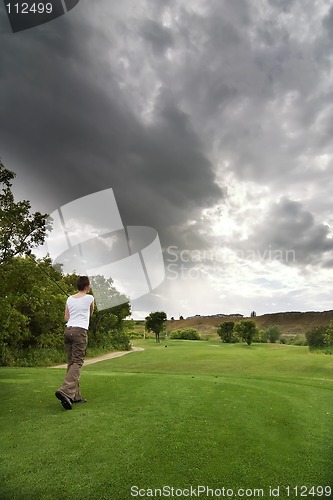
[{"left": 77, "top": 276, "right": 90, "bottom": 291}]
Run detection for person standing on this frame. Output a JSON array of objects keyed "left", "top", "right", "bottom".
[{"left": 55, "top": 276, "right": 94, "bottom": 410}]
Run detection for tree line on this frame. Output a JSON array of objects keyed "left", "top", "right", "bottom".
[{"left": 144, "top": 313, "right": 333, "bottom": 353}]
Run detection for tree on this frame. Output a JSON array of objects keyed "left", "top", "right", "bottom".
[
  {"left": 145, "top": 311, "right": 167, "bottom": 343},
  {"left": 266, "top": 325, "right": 281, "bottom": 343},
  {"left": 0, "top": 258, "right": 132, "bottom": 364},
  {"left": 234, "top": 320, "right": 258, "bottom": 346},
  {"left": 217, "top": 321, "right": 236, "bottom": 343},
  {"left": 257, "top": 329, "right": 268, "bottom": 343},
  {"left": 305, "top": 326, "right": 327, "bottom": 349},
  {"left": 324, "top": 322, "right": 333, "bottom": 347},
  {"left": 88, "top": 275, "right": 131, "bottom": 350},
  {"left": 0, "top": 161, "right": 50, "bottom": 264},
  {"left": 0, "top": 255, "right": 74, "bottom": 360}
]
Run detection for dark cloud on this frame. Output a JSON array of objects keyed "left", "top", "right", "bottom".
[
  {"left": 267, "top": 0, "right": 296, "bottom": 13},
  {"left": 140, "top": 20, "right": 174, "bottom": 55},
  {"left": 241, "top": 198, "right": 333, "bottom": 265},
  {"left": 1, "top": 0, "right": 333, "bottom": 315},
  {"left": 0, "top": 1, "right": 223, "bottom": 250},
  {"left": 322, "top": 5, "right": 333, "bottom": 40}
]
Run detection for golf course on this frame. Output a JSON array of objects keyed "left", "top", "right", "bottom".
[{"left": 0, "top": 340, "right": 332, "bottom": 500}]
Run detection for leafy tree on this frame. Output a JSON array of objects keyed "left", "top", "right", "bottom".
[
  {"left": 305, "top": 326, "right": 326, "bottom": 349},
  {"left": 145, "top": 311, "right": 167, "bottom": 343},
  {"left": 324, "top": 321, "right": 333, "bottom": 347},
  {"left": 0, "top": 257, "right": 132, "bottom": 364},
  {"left": 265, "top": 325, "right": 281, "bottom": 343},
  {"left": 88, "top": 275, "right": 131, "bottom": 350},
  {"left": 255, "top": 329, "right": 268, "bottom": 343},
  {"left": 0, "top": 255, "right": 74, "bottom": 362},
  {"left": 234, "top": 320, "right": 258, "bottom": 346},
  {"left": 0, "top": 161, "right": 50, "bottom": 264},
  {"left": 217, "top": 321, "right": 236, "bottom": 343},
  {"left": 0, "top": 162, "right": 132, "bottom": 362}
]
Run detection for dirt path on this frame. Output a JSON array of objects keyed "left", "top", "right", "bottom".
[{"left": 50, "top": 346, "right": 144, "bottom": 368}]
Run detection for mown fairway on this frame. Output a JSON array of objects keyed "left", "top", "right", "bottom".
[{"left": 0, "top": 341, "right": 332, "bottom": 500}]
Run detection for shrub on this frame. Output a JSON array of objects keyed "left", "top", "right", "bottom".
[
  {"left": 0, "top": 344, "right": 16, "bottom": 366},
  {"left": 292, "top": 335, "right": 307, "bottom": 346},
  {"left": 254, "top": 329, "right": 268, "bottom": 343},
  {"left": 129, "top": 331, "right": 145, "bottom": 339},
  {"left": 170, "top": 328, "right": 201, "bottom": 340},
  {"left": 234, "top": 320, "right": 258, "bottom": 346},
  {"left": 265, "top": 325, "right": 282, "bottom": 343},
  {"left": 0, "top": 346, "right": 66, "bottom": 367},
  {"left": 144, "top": 332, "right": 156, "bottom": 340},
  {"left": 217, "top": 322, "right": 237, "bottom": 343},
  {"left": 305, "top": 326, "right": 327, "bottom": 349},
  {"left": 324, "top": 321, "right": 333, "bottom": 346},
  {"left": 106, "top": 330, "right": 131, "bottom": 350}
]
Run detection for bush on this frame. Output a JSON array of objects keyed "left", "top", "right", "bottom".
[
  {"left": 0, "top": 344, "right": 16, "bottom": 366},
  {"left": 291, "top": 335, "right": 307, "bottom": 346},
  {"left": 0, "top": 346, "right": 66, "bottom": 367},
  {"left": 266, "top": 325, "right": 282, "bottom": 343},
  {"left": 217, "top": 322, "right": 237, "bottom": 343},
  {"left": 110, "top": 330, "right": 131, "bottom": 350},
  {"left": 324, "top": 321, "right": 333, "bottom": 346},
  {"left": 94, "top": 329, "right": 131, "bottom": 351},
  {"left": 305, "top": 326, "right": 327, "bottom": 349},
  {"left": 144, "top": 332, "right": 156, "bottom": 340},
  {"left": 254, "top": 329, "right": 268, "bottom": 343},
  {"left": 234, "top": 320, "right": 258, "bottom": 346},
  {"left": 170, "top": 328, "right": 201, "bottom": 340},
  {"left": 129, "top": 331, "right": 145, "bottom": 339}
]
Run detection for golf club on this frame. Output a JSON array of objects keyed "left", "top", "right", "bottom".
[{"left": 26, "top": 250, "right": 69, "bottom": 297}]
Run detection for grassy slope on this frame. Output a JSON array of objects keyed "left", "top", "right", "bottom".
[{"left": 0, "top": 341, "right": 332, "bottom": 500}]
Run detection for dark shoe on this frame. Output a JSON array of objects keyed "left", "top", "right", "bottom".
[
  {"left": 55, "top": 390, "right": 73, "bottom": 410},
  {"left": 73, "top": 398, "right": 87, "bottom": 403}
]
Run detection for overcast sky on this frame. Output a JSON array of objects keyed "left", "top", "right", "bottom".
[{"left": 1, "top": 0, "right": 333, "bottom": 319}]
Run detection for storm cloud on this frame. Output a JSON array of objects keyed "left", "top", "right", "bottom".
[{"left": 1, "top": 0, "right": 333, "bottom": 317}]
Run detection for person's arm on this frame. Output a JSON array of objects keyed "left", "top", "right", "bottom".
[
  {"left": 90, "top": 299, "right": 94, "bottom": 315},
  {"left": 64, "top": 304, "right": 70, "bottom": 322}
]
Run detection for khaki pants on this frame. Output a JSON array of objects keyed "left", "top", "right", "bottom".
[{"left": 57, "top": 326, "right": 88, "bottom": 401}]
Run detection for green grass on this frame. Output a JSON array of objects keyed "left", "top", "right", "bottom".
[{"left": 0, "top": 341, "right": 332, "bottom": 499}]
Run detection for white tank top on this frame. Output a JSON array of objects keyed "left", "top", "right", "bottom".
[{"left": 66, "top": 294, "right": 94, "bottom": 330}]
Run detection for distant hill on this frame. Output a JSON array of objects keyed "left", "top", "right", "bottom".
[{"left": 167, "top": 310, "right": 333, "bottom": 337}]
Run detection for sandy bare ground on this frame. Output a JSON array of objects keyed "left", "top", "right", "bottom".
[{"left": 50, "top": 346, "right": 144, "bottom": 369}]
